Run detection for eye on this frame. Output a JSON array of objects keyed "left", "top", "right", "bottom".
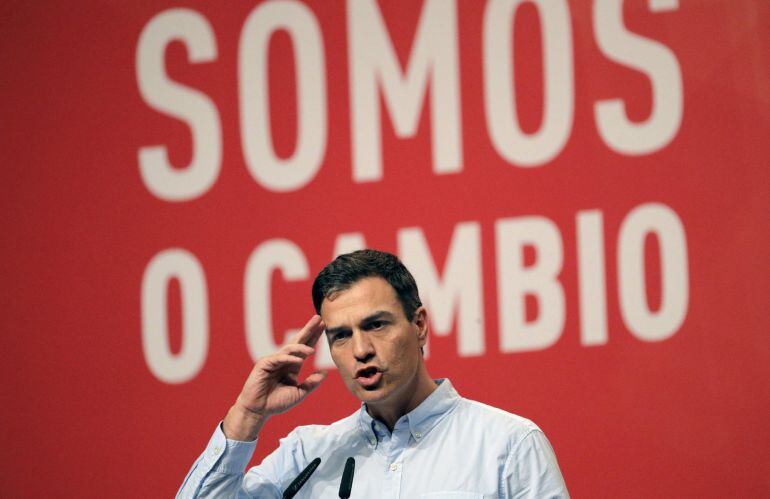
[
  {"left": 370, "top": 320, "right": 386, "bottom": 330},
  {"left": 328, "top": 330, "right": 351, "bottom": 343}
]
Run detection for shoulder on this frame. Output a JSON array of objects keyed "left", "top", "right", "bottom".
[
  {"left": 456, "top": 396, "right": 541, "bottom": 433},
  {"left": 283, "top": 410, "right": 361, "bottom": 454},
  {"left": 453, "top": 396, "right": 544, "bottom": 450},
  {"left": 289, "top": 410, "right": 358, "bottom": 437}
]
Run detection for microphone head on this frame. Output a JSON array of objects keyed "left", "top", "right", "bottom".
[
  {"left": 339, "top": 457, "right": 355, "bottom": 498},
  {"left": 283, "top": 457, "right": 321, "bottom": 499}
]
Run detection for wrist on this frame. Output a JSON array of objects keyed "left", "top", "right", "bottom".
[{"left": 223, "top": 404, "right": 269, "bottom": 442}]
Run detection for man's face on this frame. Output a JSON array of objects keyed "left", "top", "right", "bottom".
[{"left": 321, "top": 277, "right": 427, "bottom": 410}]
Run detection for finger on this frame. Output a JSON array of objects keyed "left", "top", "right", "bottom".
[
  {"left": 259, "top": 354, "right": 304, "bottom": 373},
  {"left": 291, "top": 315, "right": 326, "bottom": 347},
  {"left": 304, "top": 320, "right": 325, "bottom": 348},
  {"left": 298, "top": 370, "right": 328, "bottom": 396},
  {"left": 278, "top": 343, "right": 315, "bottom": 358}
]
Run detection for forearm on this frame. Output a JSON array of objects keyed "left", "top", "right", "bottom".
[
  {"left": 176, "top": 424, "right": 258, "bottom": 498},
  {"left": 223, "top": 403, "right": 270, "bottom": 442},
  {"left": 179, "top": 315, "right": 325, "bottom": 497}
]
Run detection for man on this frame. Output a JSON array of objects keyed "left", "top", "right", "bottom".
[{"left": 178, "top": 249, "right": 568, "bottom": 498}]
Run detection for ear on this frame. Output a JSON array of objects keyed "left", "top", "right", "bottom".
[{"left": 413, "top": 306, "right": 429, "bottom": 347}]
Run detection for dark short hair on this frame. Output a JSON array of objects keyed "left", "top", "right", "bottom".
[{"left": 312, "top": 249, "right": 422, "bottom": 320}]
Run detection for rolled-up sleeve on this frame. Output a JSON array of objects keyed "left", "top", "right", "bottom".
[
  {"left": 176, "top": 424, "right": 257, "bottom": 498},
  {"left": 502, "top": 429, "right": 569, "bottom": 499}
]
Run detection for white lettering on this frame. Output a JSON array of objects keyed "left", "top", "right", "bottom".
[
  {"left": 483, "top": 0, "right": 574, "bottom": 166},
  {"left": 577, "top": 210, "right": 608, "bottom": 346},
  {"left": 333, "top": 232, "right": 367, "bottom": 257},
  {"left": 496, "top": 216, "right": 565, "bottom": 351},
  {"left": 593, "top": 0, "right": 682, "bottom": 155},
  {"left": 141, "top": 248, "right": 209, "bottom": 383},
  {"left": 136, "top": 9, "right": 222, "bottom": 201},
  {"left": 618, "top": 203, "right": 689, "bottom": 340},
  {"left": 348, "top": 0, "right": 462, "bottom": 182},
  {"left": 399, "top": 222, "right": 485, "bottom": 356},
  {"left": 239, "top": 0, "right": 327, "bottom": 191},
  {"left": 244, "top": 239, "right": 309, "bottom": 361}
]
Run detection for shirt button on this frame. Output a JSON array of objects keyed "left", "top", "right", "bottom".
[
  {"left": 414, "top": 432, "right": 421, "bottom": 439},
  {"left": 390, "top": 463, "right": 398, "bottom": 471},
  {"left": 213, "top": 446, "right": 221, "bottom": 455}
]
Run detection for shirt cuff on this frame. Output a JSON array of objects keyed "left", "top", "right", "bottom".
[{"left": 203, "top": 422, "right": 258, "bottom": 474}]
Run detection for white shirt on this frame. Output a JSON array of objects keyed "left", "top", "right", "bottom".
[{"left": 178, "top": 379, "right": 569, "bottom": 498}]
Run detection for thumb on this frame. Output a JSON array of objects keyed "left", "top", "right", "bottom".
[{"left": 298, "top": 370, "right": 328, "bottom": 397}]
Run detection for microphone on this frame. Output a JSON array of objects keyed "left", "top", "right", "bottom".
[
  {"left": 338, "top": 457, "right": 355, "bottom": 498},
  {"left": 282, "top": 457, "right": 321, "bottom": 499}
]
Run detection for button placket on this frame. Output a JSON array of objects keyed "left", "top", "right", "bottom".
[{"left": 386, "top": 426, "right": 410, "bottom": 497}]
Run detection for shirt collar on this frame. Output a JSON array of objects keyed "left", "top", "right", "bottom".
[{"left": 357, "top": 378, "right": 460, "bottom": 446}]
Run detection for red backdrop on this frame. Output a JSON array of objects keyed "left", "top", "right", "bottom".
[{"left": 1, "top": 0, "right": 769, "bottom": 497}]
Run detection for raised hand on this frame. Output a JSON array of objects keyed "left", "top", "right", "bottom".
[{"left": 223, "top": 315, "right": 328, "bottom": 441}]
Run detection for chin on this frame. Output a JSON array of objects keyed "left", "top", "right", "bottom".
[{"left": 352, "top": 383, "right": 391, "bottom": 404}]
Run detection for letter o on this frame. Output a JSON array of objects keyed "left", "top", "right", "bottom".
[{"left": 141, "top": 248, "right": 209, "bottom": 383}]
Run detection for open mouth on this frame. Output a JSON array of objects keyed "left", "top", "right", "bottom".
[{"left": 354, "top": 366, "right": 382, "bottom": 389}]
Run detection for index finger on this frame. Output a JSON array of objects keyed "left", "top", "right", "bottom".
[{"left": 291, "top": 315, "right": 326, "bottom": 347}]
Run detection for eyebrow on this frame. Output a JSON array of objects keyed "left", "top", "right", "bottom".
[
  {"left": 360, "top": 310, "right": 395, "bottom": 327},
  {"left": 324, "top": 325, "right": 348, "bottom": 338},
  {"left": 325, "top": 310, "right": 397, "bottom": 337}
]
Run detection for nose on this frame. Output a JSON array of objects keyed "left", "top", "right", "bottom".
[{"left": 351, "top": 329, "right": 375, "bottom": 363}]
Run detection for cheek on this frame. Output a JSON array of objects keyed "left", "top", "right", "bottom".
[
  {"left": 330, "top": 347, "right": 353, "bottom": 378},
  {"left": 389, "top": 334, "right": 418, "bottom": 368}
]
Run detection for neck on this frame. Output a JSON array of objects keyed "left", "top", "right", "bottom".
[{"left": 367, "top": 365, "right": 437, "bottom": 432}]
